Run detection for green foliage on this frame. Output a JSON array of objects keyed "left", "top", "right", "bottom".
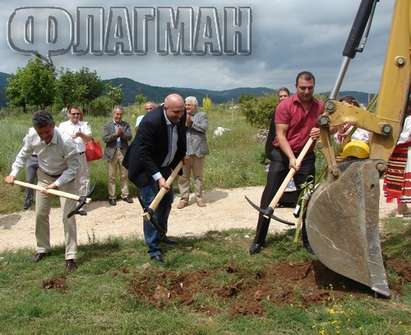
[
  {"left": 6, "top": 57, "right": 56, "bottom": 111},
  {"left": 240, "top": 94, "right": 278, "bottom": 128},
  {"left": 202, "top": 95, "right": 213, "bottom": 111},
  {"left": 54, "top": 67, "right": 105, "bottom": 110},
  {"left": 135, "top": 94, "right": 147, "bottom": 105},
  {"left": 89, "top": 96, "right": 115, "bottom": 116},
  {"left": 105, "top": 82, "right": 124, "bottom": 106}
]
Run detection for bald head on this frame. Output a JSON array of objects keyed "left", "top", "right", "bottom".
[{"left": 164, "top": 94, "right": 185, "bottom": 123}]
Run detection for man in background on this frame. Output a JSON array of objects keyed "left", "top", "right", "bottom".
[
  {"left": 135, "top": 101, "right": 158, "bottom": 132},
  {"left": 177, "top": 96, "right": 209, "bottom": 208},
  {"left": 59, "top": 106, "right": 92, "bottom": 214},
  {"left": 103, "top": 105, "right": 133, "bottom": 206}
]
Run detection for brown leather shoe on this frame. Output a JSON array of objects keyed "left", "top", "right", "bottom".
[
  {"left": 32, "top": 252, "right": 48, "bottom": 263},
  {"left": 197, "top": 199, "right": 206, "bottom": 207},
  {"left": 177, "top": 199, "right": 188, "bottom": 209},
  {"left": 65, "top": 259, "right": 77, "bottom": 272}
]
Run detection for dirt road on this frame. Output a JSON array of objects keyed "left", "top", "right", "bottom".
[{"left": 0, "top": 183, "right": 396, "bottom": 252}]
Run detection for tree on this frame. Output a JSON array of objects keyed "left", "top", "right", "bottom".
[
  {"left": 6, "top": 57, "right": 56, "bottom": 111},
  {"left": 240, "top": 94, "right": 278, "bottom": 128},
  {"left": 55, "top": 67, "right": 104, "bottom": 110},
  {"left": 202, "top": 96, "right": 213, "bottom": 111},
  {"left": 135, "top": 94, "right": 147, "bottom": 105},
  {"left": 105, "top": 82, "right": 124, "bottom": 106}
]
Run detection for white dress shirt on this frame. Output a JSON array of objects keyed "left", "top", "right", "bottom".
[
  {"left": 58, "top": 120, "right": 92, "bottom": 153},
  {"left": 152, "top": 111, "right": 178, "bottom": 181},
  {"left": 10, "top": 128, "right": 80, "bottom": 187}
]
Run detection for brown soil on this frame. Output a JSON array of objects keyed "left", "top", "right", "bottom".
[
  {"left": 129, "top": 258, "right": 410, "bottom": 317},
  {"left": 387, "top": 259, "right": 411, "bottom": 284},
  {"left": 42, "top": 276, "right": 67, "bottom": 291}
]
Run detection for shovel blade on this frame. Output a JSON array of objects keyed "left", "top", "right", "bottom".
[{"left": 305, "top": 160, "right": 390, "bottom": 297}]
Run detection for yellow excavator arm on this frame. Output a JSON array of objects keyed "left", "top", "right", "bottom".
[{"left": 305, "top": 0, "right": 411, "bottom": 298}]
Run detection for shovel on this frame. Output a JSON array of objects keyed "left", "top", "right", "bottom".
[
  {"left": 245, "top": 138, "right": 314, "bottom": 225},
  {"left": 11, "top": 180, "right": 92, "bottom": 218}
]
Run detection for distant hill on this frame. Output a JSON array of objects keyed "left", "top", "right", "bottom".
[
  {"left": 103, "top": 77, "right": 275, "bottom": 105},
  {"left": 0, "top": 71, "right": 374, "bottom": 108}
]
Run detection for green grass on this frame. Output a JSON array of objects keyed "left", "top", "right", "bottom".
[
  {"left": 0, "top": 104, "right": 267, "bottom": 214},
  {"left": 0, "top": 222, "right": 410, "bottom": 334}
]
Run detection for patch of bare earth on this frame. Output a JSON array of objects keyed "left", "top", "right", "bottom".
[{"left": 129, "top": 258, "right": 411, "bottom": 317}]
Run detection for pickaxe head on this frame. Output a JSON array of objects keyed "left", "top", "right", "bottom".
[
  {"left": 67, "top": 184, "right": 95, "bottom": 218},
  {"left": 68, "top": 196, "right": 88, "bottom": 218},
  {"left": 244, "top": 196, "right": 295, "bottom": 226}
]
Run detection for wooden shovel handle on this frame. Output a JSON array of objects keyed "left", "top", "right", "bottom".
[
  {"left": 268, "top": 138, "right": 314, "bottom": 210},
  {"left": 142, "top": 160, "right": 184, "bottom": 217},
  {"left": 13, "top": 180, "right": 91, "bottom": 203}
]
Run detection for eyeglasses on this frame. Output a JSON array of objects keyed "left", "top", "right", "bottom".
[{"left": 71, "top": 113, "right": 80, "bottom": 115}]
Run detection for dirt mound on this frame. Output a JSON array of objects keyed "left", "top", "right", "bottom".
[
  {"left": 129, "top": 259, "right": 409, "bottom": 316},
  {"left": 42, "top": 276, "right": 67, "bottom": 291}
]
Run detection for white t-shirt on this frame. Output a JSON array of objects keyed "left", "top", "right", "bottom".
[{"left": 58, "top": 120, "right": 92, "bottom": 153}]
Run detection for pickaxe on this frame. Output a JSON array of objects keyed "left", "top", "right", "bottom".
[
  {"left": 11, "top": 180, "right": 92, "bottom": 218},
  {"left": 141, "top": 160, "right": 184, "bottom": 235},
  {"left": 245, "top": 138, "right": 314, "bottom": 225}
]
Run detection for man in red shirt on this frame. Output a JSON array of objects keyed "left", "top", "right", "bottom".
[{"left": 250, "top": 71, "right": 324, "bottom": 255}]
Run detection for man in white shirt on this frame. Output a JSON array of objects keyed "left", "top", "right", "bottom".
[
  {"left": 58, "top": 106, "right": 92, "bottom": 214},
  {"left": 4, "top": 111, "right": 81, "bottom": 272}
]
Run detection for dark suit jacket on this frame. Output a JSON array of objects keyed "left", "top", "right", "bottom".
[
  {"left": 123, "top": 106, "right": 186, "bottom": 187},
  {"left": 102, "top": 120, "right": 132, "bottom": 160}
]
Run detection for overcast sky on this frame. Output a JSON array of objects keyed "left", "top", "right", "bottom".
[{"left": 0, "top": 0, "right": 395, "bottom": 93}]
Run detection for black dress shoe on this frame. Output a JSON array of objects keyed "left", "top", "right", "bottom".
[
  {"left": 32, "top": 252, "right": 48, "bottom": 263},
  {"left": 150, "top": 254, "right": 164, "bottom": 263},
  {"left": 122, "top": 196, "right": 134, "bottom": 204},
  {"left": 108, "top": 199, "right": 117, "bottom": 206},
  {"left": 161, "top": 237, "right": 177, "bottom": 245},
  {"left": 65, "top": 259, "right": 77, "bottom": 272},
  {"left": 249, "top": 243, "right": 263, "bottom": 255}
]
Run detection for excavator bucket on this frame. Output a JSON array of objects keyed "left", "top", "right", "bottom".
[{"left": 305, "top": 159, "right": 390, "bottom": 297}]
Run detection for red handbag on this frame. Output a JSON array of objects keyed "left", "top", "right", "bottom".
[{"left": 85, "top": 139, "right": 103, "bottom": 161}]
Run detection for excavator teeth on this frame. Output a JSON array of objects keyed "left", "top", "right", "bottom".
[{"left": 305, "top": 159, "right": 390, "bottom": 297}]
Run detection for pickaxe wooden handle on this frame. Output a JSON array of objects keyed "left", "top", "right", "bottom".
[
  {"left": 268, "top": 137, "right": 314, "bottom": 210},
  {"left": 12, "top": 180, "right": 92, "bottom": 203},
  {"left": 142, "top": 160, "right": 184, "bottom": 219}
]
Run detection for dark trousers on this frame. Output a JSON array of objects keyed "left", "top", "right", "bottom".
[
  {"left": 140, "top": 180, "right": 173, "bottom": 257},
  {"left": 253, "top": 149, "right": 315, "bottom": 245},
  {"left": 24, "top": 156, "right": 39, "bottom": 206}
]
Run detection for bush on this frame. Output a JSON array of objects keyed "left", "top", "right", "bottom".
[
  {"left": 89, "top": 95, "right": 115, "bottom": 116},
  {"left": 240, "top": 94, "right": 278, "bottom": 128}
]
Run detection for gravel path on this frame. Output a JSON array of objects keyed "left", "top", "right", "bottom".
[{"left": 0, "top": 182, "right": 396, "bottom": 252}]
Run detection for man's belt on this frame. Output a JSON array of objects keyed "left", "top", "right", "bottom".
[{"left": 39, "top": 168, "right": 62, "bottom": 178}]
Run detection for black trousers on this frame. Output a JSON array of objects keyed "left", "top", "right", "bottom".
[{"left": 253, "top": 148, "right": 315, "bottom": 245}]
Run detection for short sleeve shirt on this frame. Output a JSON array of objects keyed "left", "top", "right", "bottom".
[{"left": 273, "top": 95, "right": 324, "bottom": 153}]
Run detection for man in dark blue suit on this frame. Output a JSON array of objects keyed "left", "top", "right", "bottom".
[{"left": 124, "top": 94, "right": 186, "bottom": 262}]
